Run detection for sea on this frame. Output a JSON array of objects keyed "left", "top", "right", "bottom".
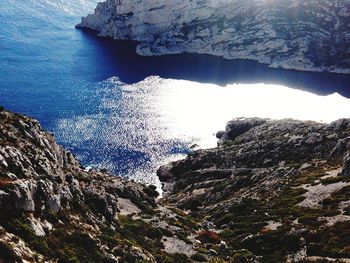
[{"left": 1, "top": 0, "right": 350, "bottom": 186}]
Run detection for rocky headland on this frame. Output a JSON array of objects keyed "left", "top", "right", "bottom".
[
  {"left": 1, "top": 108, "right": 350, "bottom": 262},
  {"left": 77, "top": 0, "right": 350, "bottom": 74}
]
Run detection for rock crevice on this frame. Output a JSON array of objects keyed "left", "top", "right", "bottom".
[
  {"left": 77, "top": 0, "right": 350, "bottom": 73},
  {"left": 2, "top": 109, "right": 350, "bottom": 262}
]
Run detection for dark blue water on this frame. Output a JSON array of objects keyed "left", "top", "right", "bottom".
[
  {"left": 78, "top": 29, "right": 350, "bottom": 97},
  {"left": 1, "top": 0, "right": 350, "bottom": 185}
]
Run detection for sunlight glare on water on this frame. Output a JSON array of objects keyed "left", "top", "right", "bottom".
[
  {"left": 2, "top": 0, "right": 350, "bottom": 187},
  {"left": 55, "top": 76, "right": 350, "bottom": 186},
  {"left": 157, "top": 78, "right": 350, "bottom": 147}
]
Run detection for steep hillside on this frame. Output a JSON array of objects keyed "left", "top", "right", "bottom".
[
  {"left": 159, "top": 118, "right": 350, "bottom": 262},
  {"left": 1, "top": 108, "right": 350, "bottom": 262},
  {"left": 0, "top": 109, "right": 196, "bottom": 263}
]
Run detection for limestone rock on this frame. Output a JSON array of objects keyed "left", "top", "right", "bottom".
[
  {"left": 219, "top": 118, "right": 267, "bottom": 144},
  {"left": 0, "top": 109, "right": 159, "bottom": 262},
  {"left": 158, "top": 118, "right": 350, "bottom": 208},
  {"left": 2, "top": 108, "right": 350, "bottom": 262},
  {"left": 78, "top": 0, "right": 350, "bottom": 73},
  {"left": 341, "top": 151, "right": 350, "bottom": 176}
]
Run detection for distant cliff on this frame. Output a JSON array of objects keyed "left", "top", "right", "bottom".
[
  {"left": 2, "top": 107, "right": 350, "bottom": 262},
  {"left": 77, "top": 0, "right": 350, "bottom": 73}
]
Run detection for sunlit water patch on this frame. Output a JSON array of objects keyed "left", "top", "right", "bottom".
[
  {"left": 54, "top": 76, "right": 350, "bottom": 186},
  {"left": 1, "top": 0, "right": 350, "bottom": 187}
]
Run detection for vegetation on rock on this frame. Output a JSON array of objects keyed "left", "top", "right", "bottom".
[{"left": 1, "top": 111, "right": 350, "bottom": 262}]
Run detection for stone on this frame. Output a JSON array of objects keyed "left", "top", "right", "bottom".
[
  {"left": 219, "top": 118, "right": 267, "bottom": 144},
  {"left": 215, "top": 130, "right": 225, "bottom": 139},
  {"left": 305, "top": 133, "right": 323, "bottom": 145},
  {"left": 341, "top": 151, "right": 350, "bottom": 176},
  {"left": 330, "top": 136, "right": 350, "bottom": 157},
  {"left": 208, "top": 249, "right": 218, "bottom": 256},
  {"left": 158, "top": 118, "right": 350, "bottom": 214},
  {"left": 2, "top": 109, "right": 350, "bottom": 262},
  {"left": 329, "top": 119, "right": 350, "bottom": 131},
  {"left": 47, "top": 195, "right": 61, "bottom": 213},
  {"left": 77, "top": 0, "right": 350, "bottom": 73}
]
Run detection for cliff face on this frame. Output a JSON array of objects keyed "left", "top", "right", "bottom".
[
  {"left": 0, "top": 109, "right": 192, "bottom": 263},
  {"left": 77, "top": 0, "right": 350, "bottom": 73},
  {"left": 2, "top": 108, "right": 350, "bottom": 262},
  {"left": 158, "top": 118, "right": 350, "bottom": 262}
]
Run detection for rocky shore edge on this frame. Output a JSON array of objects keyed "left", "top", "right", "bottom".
[
  {"left": 76, "top": 0, "right": 350, "bottom": 74},
  {"left": 1, "top": 107, "right": 350, "bottom": 262}
]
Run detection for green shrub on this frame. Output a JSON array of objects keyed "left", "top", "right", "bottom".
[
  {"left": 99, "top": 227, "right": 119, "bottom": 247},
  {"left": 0, "top": 241, "right": 21, "bottom": 263},
  {"left": 305, "top": 221, "right": 350, "bottom": 258},
  {"left": 231, "top": 249, "right": 253, "bottom": 263},
  {"left": 176, "top": 231, "right": 192, "bottom": 244},
  {"left": 321, "top": 176, "right": 345, "bottom": 185},
  {"left": 181, "top": 198, "right": 203, "bottom": 211},
  {"left": 298, "top": 214, "right": 320, "bottom": 226},
  {"left": 143, "top": 185, "right": 159, "bottom": 198},
  {"left": 241, "top": 227, "right": 301, "bottom": 257},
  {"left": 191, "top": 253, "right": 207, "bottom": 262},
  {"left": 198, "top": 231, "right": 220, "bottom": 244},
  {"left": 45, "top": 230, "right": 112, "bottom": 263},
  {"left": 344, "top": 205, "right": 350, "bottom": 215},
  {"left": 118, "top": 216, "right": 165, "bottom": 253},
  {"left": 4, "top": 215, "right": 35, "bottom": 241},
  {"left": 43, "top": 210, "right": 60, "bottom": 224},
  {"left": 155, "top": 253, "right": 191, "bottom": 263},
  {"left": 159, "top": 228, "right": 173, "bottom": 237}
]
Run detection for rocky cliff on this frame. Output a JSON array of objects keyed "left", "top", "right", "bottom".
[
  {"left": 2, "top": 108, "right": 350, "bottom": 262},
  {"left": 0, "top": 109, "right": 194, "bottom": 262},
  {"left": 158, "top": 118, "right": 350, "bottom": 262},
  {"left": 77, "top": 0, "right": 350, "bottom": 73}
]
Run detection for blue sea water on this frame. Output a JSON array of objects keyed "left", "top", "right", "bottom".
[{"left": 1, "top": 0, "right": 350, "bottom": 185}]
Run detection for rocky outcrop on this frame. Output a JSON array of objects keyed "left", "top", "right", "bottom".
[
  {"left": 2, "top": 107, "right": 350, "bottom": 262},
  {"left": 158, "top": 118, "right": 350, "bottom": 262},
  {"left": 341, "top": 151, "right": 350, "bottom": 176},
  {"left": 0, "top": 109, "right": 191, "bottom": 263},
  {"left": 216, "top": 118, "right": 267, "bottom": 144},
  {"left": 77, "top": 0, "right": 350, "bottom": 73},
  {"left": 0, "top": 110, "right": 154, "bottom": 217},
  {"left": 159, "top": 118, "right": 350, "bottom": 199}
]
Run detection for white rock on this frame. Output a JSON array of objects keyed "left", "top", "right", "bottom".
[{"left": 78, "top": 0, "right": 350, "bottom": 73}]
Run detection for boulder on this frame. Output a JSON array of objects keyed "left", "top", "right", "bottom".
[
  {"left": 341, "top": 151, "right": 350, "bottom": 176},
  {"left": 218, "top": 118, "right": 267, "bottom": 144}
]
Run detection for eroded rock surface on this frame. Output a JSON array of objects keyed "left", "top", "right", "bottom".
[
  {"left": 0, "top": 110, "right": 191, "bottom": 263},
  {"left": 158, "top": 118, "right": 350, "bottom": 262},
  {"left": 2, "top": 109, "right": 350, "bottom": 262},
  {"left": 78, "top": 0, "right": 350, "bottom": 73}
]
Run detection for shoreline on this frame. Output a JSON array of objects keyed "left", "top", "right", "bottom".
[
  {"left": 76, "top": 25, "right": 350, "bottom": 76},
  {"left": 1, "top": 108, "right": 350, "bottom": 261}
]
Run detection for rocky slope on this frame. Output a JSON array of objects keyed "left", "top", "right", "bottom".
[
  {"left": 2, "top": 107, "right": 350, "bottom": 262},
  {"left": 0, "top": 108, "right": 197, "bottom": 263},
  {"left": 77, "top": 0, "right": 350, "bottom": 73},
  {"left": 158, "top": 118, "right": 350, "bottom": 262}
]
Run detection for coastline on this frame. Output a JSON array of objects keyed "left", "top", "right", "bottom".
[
  {"left": 77, "top": 24, "right": 350, "bottom": 76},
  {"left": 2, "top": 108, "right": 350, "bottom": 261},
  {"left": 76, "top": 0, "right": 350, "bottom": 77},
  {"left": 2, "top": 0, "right": 350, "bottom": 261}
]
